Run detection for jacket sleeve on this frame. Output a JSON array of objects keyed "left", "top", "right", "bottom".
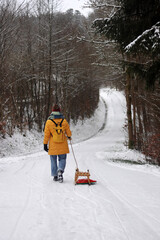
[
  {"left": 43, "top": 120, "right": 51, "bottom": 144},
  {"left": 64, "top": 120, "right": 72, "bottom": 137}
]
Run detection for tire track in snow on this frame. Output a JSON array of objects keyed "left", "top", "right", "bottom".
[
  {"left": 87, "top": 184, "right": 130, "bottom": 240},
  {"left": 108, "top": 184, "right": 160, "bottom": 232},
  {"left": 8, "top": 176, "right": 33, "bottom": 240},
  {"left": 84, "top": 166, "right": 130, "bottom": 240},
  {"left": 72, "top": 187, "right": 105, "bottom": 240},
  {"left": 108, "top": 185, "right": 160, "bottom": 239},
  {"left": 7, "top": 158, "right": 49, "bottom": 240},
  {"left": 14, "top": 158, "right": 37, "bottom": 174},
  {"left": 92, "top": 167, "right": 160, "bottom": 240}
]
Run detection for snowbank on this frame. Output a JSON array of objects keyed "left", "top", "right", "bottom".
[{"left": 0, "top": 130, "right": 43, "bottom": 158}]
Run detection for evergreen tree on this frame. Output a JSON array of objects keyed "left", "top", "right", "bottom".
[
  {"left": 93, "top": 0, "right": 160, "bottom": 50},
  {"left": 92, "top": 0, "right": 160, "bottom": 164}
]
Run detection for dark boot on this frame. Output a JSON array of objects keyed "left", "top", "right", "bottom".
[{"left": 53, "top": 176, "right": 58, "bottom": 181}]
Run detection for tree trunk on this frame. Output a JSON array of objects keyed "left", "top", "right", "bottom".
[{"left": 126, "top": 71, "right": 134, "bottom": 148}]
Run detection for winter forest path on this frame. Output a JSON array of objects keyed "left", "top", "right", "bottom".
[{"left": 0, "top": 88, "right": 160, "bottom": 240}]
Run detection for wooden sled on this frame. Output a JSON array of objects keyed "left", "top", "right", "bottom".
[{"left": 75, "top": 168, "right": 96, "bottom": 185}]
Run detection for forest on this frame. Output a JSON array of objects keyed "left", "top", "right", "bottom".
[
  {"left": 0, "top": 0, "right": 102, "bottom": 134},
  {"left": 0, "top": 0, "right": 160, "bottom": 165}
]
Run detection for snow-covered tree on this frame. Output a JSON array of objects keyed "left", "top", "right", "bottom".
[{"left": 91, "top": 0, "right": 160, "bottom": 164}]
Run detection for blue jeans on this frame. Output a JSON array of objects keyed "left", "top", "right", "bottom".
[{"left": 50, "top": 154, "right": 67, "bottom": 177}]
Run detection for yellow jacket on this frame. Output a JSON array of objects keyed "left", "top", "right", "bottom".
[{"left": 43, "top": 117, "right": 72, "bottom": 155}]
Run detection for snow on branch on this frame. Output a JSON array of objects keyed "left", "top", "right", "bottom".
[
  {"left": 84, "top": 3, "right": 121, "bottom": 9},
  {"left": 84, "top": 0, "right": 121, "bottom": 9},
  {"left": 76, "top": 36, "right": 115, "bottom": 45},
  {"left": 125, "top": 22, "right": 160, "bottom": 55}
]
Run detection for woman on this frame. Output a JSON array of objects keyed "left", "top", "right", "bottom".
[{"left": 43, "top": 104, "right": 72, "bottom": 183}]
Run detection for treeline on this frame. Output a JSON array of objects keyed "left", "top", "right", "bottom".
[
  {"left": 90, "top": 0, "right": 160, "bottom": 164},
  {"left": 0, "top": 0, "right": 100, "bottom": 136}
]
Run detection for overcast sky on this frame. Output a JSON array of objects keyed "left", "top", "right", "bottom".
[
  {"left": 58, "top": 0, "right": 92, "bottom": 16},
  {"left": 18, "top": 0, "right": 92, "bottom": 16}
]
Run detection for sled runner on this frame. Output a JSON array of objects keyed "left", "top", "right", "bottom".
[
  {"left": 76, "top": 178, "right": 97, "bottom": 185},
  {"left": 70, "top": 140, "right": 97, "bottom": 185}
]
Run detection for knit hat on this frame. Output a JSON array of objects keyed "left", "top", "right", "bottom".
[{"left": 52, "top": 104, "right": 61, "bottom": 112}]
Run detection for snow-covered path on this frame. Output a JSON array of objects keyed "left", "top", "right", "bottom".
[{"left": 0, "top": 88, "right": 160, "bottom": 240}]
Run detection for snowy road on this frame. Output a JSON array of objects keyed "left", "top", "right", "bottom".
[{"left": 0, "top": 88, "right": 160, "bottom": 240}]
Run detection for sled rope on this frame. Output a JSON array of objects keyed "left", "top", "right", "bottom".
[
  {"left": 70, "top": 140, "right": 78, "bottom": 169},
  {"left": 70, "top": 140, "right": 94, "bottom": 185}
]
